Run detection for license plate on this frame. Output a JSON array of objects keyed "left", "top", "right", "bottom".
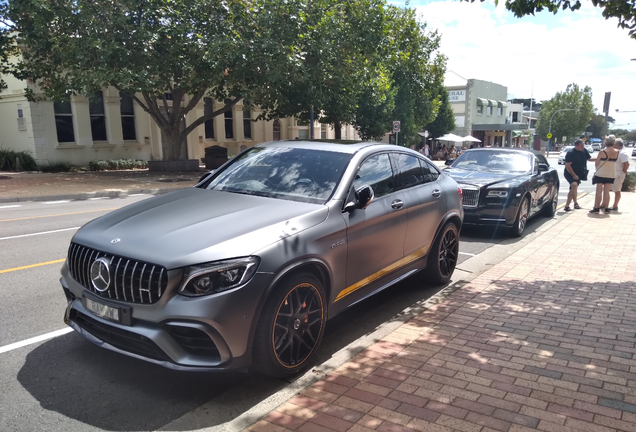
[{"left": 85, "top": 297, "right": 120, "bottom": 322}]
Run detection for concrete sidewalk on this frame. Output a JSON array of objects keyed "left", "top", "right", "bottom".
[{"left": 233, "top": 195, "right": 636, "bottom": 432}]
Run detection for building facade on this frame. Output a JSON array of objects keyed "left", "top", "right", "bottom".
[{"left": 0, "top": 78, "right": 359, "bottom": 167}]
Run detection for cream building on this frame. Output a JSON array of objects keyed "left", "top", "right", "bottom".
[{"left": 0, "top": 77, "right": 359, "bottom": 167}]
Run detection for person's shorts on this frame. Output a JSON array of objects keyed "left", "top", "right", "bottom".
[
  {"left": 612, "top": 172, "right": 626, "bottom": 192},
  {"left": 564, "top": 173, "right": 580, "bottom": 185},
  {"left": 592, "top": 175, "right": 615, "bottom": 185}
]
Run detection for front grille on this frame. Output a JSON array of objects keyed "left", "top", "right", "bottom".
[
  {"left": 72, "top": 311, "right": 170, "bottom": 362},
  {"left": 67, "top": 243, "right": 168, "bottom": 304},
  {"left": 166, "top": 325, "right": 221, "bottom": 360},
  {"left": 462, "top": 188, "right": 480, "bottom": 207}
]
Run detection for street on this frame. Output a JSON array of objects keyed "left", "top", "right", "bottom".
[{"left": 0, "top": 154, "right": 622, "bottom": 431}]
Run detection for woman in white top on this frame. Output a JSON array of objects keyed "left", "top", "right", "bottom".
[{"left": 590, "top": 135, "right": 620, "bottom": 214}]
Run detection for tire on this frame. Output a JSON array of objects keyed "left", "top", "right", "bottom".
[
  {"left": 543, "top": 190, "right": 558, "bottom": 218},
  {"left": 252, "top": 273, "right": 326, "bottom": 378},
  {"left": 511, "top": 196, "right": 530, "bottom": 237},
  {"left": 425, "top": 222, "right": 459, "bottom": 285}
]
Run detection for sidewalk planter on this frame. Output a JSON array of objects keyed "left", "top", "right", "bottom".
[{"left": 147, "top": 159, "right": 200, "bottom": 172}]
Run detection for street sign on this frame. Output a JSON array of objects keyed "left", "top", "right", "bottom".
[
  {"left": 546, "top": 133, "right": 552, "bottom": 139},
  {"left": 392, "top": 121, "right": 401, "bottom": 133}
]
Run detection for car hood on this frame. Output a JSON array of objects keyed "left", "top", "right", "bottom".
[
  {"left": 445, "top": 168, "right": 527, "bottom": 188},
  {"left": 71, "top": 188, "right": 328, "bottom": 269}
]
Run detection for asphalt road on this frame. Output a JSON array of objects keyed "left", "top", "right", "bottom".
[{"left": 0, "top": 184, "right": 590, "bottom": 431}]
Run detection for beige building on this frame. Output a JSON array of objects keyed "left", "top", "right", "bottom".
[{"left": 0, "top": 77, "right": 359, "bottom": 167}]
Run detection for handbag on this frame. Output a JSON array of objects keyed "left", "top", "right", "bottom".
[{"left": 581, "top": 168, "right": 589, "bottom": 181}]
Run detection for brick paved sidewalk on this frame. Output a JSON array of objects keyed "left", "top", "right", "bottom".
[{"left": 247, "top": 195, "right": 636, "bottom": 432}]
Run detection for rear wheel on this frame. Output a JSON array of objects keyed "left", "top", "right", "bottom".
[
  {"left": 252, "top": 273, "right": 326, "bottom": 378},
  {"left": 512, "top": 197, "right": 530, "bottom": 237},
  {"left": 425, "top": 222, "right": 459, "bottom": 285}
]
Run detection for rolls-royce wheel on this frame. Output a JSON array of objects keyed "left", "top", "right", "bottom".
[
  {"left": 252, "top": 273, "right": 326, "bottom": 378},
  {"left": 543, "top": 190, "right": 558, "bottom": 217},
  {"left": 512, "top": 196, "right": 530, "bottom": 237},
  {"left": 425, "top": 222, "right": 459, "bottom": 285}
]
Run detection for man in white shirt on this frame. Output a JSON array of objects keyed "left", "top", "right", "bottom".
[{"left": 611, "top": 138, "right": 630, "bottom": 211}]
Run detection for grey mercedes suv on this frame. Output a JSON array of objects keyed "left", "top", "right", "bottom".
[{"left": 61, "top": 141, "right": 463, "bottom": 377}]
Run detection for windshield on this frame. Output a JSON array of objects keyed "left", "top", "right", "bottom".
[
  {"left": 202, "top": 146, "right": 352, "bottom": 204},
  {"left": 452, "top": 150, "right": 532, "bottom": 173}
]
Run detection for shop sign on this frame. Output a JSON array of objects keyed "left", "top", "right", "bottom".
[{"left": 449, "top": 90, "right": 466, "bottom": 102}]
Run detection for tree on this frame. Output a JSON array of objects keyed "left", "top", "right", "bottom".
[
  {"left": 423, "top": 87, "right": 456, "bottom": 141},
  {"left": 587, "top": 113, "right": 612, "bottom": 138},
  {"left": 463, "top": 0, "right": 636, "bottom": 40},
  {"left": 0, "top": 2, "right": 17, "bottom": 94},
  {"left": 535, "top": 83, "right": 594, "bottom": 144},
  {"left": 623, "top": 130, "right": 636, "bottom": 141}
]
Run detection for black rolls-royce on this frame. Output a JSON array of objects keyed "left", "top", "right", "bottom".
[{"left": 444, "top": 148, "right": 559, "bottom": 237}]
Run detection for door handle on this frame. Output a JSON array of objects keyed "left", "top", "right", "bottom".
[
  {"left": 432, "top": 189, "right": 442, "bottom": 198},
  {"left": 391, "top": 199, "right": 404, "bottom": 209}
]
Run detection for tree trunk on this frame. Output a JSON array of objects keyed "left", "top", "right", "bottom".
[
  {"left": 334, "top": 120, "right": 341, "bottom": 139},
  {"left": 163, "top": 127, "right": 185, "bottom": 160}
]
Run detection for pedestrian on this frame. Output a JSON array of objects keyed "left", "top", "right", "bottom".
[
  {"left": 563, "top": 139, "right": 593, "bottom": 211},
  {"left": 590, "top": 135, "right": 619, "bottom": 214},
  {"left": 424, "top": 143, "right": 430, "bottom": 158},
  {"left": 610, "top": 138, "right": 629, "bottom": 212}
]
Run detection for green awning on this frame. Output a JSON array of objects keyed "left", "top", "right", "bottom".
[
  {"left": 477, "top": 98, "right": 488, "bottom": 105},
  {"left": 488, "top": 99, "right": 497, "bottom": 106},
  {"left": 512, "top": 130, "right": 523, "bottom": 137},
  {"left": 498, "top": 101, "right": 508, "bottom": 107}
]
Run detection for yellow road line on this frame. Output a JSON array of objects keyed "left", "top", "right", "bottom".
[
  {"left": 0, "top": 259, "right": 65, "bottom": 274},
  {"left": 0, "top": 208, "right": 119, "bottom": 222}
]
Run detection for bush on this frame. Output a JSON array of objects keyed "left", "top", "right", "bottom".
[
  {"left": 40, "top": 162, "right": 82, "bottom": 173},
  {"left": 0, "top": 149, "right": 39, "bottom": 172},
  {"left": 89, "top": 159, "right": 148, "bottom": 171},
  {"left": 622, "top": 172, "right": 636, "bottom": 192}
]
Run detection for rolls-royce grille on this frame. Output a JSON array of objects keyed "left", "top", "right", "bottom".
[
  {"left": 67, "top": 243, "right": 168, "bottom": 304},
  {"left": 462, "top": 188, "right": 480, "bottom": 207}
]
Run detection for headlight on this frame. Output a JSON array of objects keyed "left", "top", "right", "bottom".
[
  {"left": 487, "top": 190, "right": 509, "bottom": 198},
  {"left": 178, "top": 257, "right": 260, "bottom": 297}
]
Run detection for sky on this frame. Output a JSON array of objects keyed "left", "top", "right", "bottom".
[{"left": 396, "top": 0, "right": 636, "bottom": 131}]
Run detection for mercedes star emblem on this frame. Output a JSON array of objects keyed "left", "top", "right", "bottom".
[
  {"left": 90, "top": 257, "right": 111, "bottom": 292},
  {"left": 111, "top": 238, "right": 121, "bottom": 244}
]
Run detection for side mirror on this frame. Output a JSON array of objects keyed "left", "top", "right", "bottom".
[
  {"left": 196, "top": 170, "right": 216, "bottom": 185},
  {"left": 445, "top": 159, "right": 454, "bottom": 166},
  {"left": 537, "top": 163, "right": 549, "bottom": 172},
  {"left": 345, "top": 184, "right": 374, "bottom": 212}
]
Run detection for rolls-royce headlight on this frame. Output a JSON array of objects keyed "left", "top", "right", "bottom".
[
  {"left": 179, "top": 257, "right": 260, "bottom": 296},
  {"left": 487, "top": 190, "right": 509, "bottom": 198}
]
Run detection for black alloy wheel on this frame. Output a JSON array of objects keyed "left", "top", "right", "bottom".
[
  {"left": 426, "top": 222, "right": 459, "bottom": 285},
  {"left": 544, "top": 190, "right": 558, "bottom": 217},
  {"left": 253, "top": 273, "right": 326, "bottom": 377}
]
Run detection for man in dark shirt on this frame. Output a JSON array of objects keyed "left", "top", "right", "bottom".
[{"left": 563, "top": 139, "right": 593, "bottom": 211}]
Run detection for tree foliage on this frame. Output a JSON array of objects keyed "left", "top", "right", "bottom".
[
  {"left": 0, "top": 1, "right": 17, "bottom": 94},
  {"left": 422, "top": 87, "right": 456, "bottom": 141},
  {"left": 535, "top": 83, "right": 594, "bottom": 143},
  {"left": 463, "top": 0, "right": 636, "bottom": 40},
  {"left": 587, "top": 113, "right": 612, "bottom": 138},
  {"left": 2, "top": 0, "right": 447, "bottom": 157}
]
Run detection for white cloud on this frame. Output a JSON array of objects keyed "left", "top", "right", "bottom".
[{"left": 412, "top": 1, "right": 636, "bottom": 130}]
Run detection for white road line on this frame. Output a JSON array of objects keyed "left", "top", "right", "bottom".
[
  {"left": 0, "top": 327, "right": 73, "bottom": 355},
  {"left": 0, "top": 205, "right": 21, "bottom": 209},
  {"left": 0, "top": 226, "right": 80, "bottom": 241},
  {"left": 459, "top": 251, "right": 476, "bottom": 256},
  {"left": 43, "top": 200, "right": 70, "bottom": 204},
  {"left": 128, "top": 193, "right": 147, "bottom": 197},
  {"left": 89, "top": 197, "right": 106, "bottom": 200}
]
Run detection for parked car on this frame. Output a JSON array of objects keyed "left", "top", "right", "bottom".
[
  {"left": 444, "top": 148, "right": 559, "bottom": 237},
  {"left": 61, "top": 141, "right": 463, "bottom": 377},
  {"left": 584, "top": 144, "right": 594, "bottom": 154},
  {"left": 589, "top": 138, "right": 602, "bottom": 151},
  {"left": 632, "top": 147, "right": 636, "bottom": 157},
  {"left": 558, "top": 146, "right": 575, "bottom": 165}
]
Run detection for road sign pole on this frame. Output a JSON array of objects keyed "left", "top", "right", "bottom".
[{"left": 395, "top": 131, "right": 398, "bottom": 146}]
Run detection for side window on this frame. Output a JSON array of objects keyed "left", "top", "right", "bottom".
[
  {"left": 353, "top": 154, "right": 395, "bottom": 198},
  {"left": 394, "top": 153, "right": 424, "bottom": 190},
  {"left": 421, "top": 160, "right": 440, "bottom": 183}
]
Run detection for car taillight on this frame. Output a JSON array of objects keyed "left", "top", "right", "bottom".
[{"left": 457, "top": 186, "right": 463, "bottom": 200}]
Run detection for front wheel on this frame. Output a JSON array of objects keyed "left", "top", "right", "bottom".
[
  {"left": 425, "top": 222, "right": 459, "bottom": 285},
  {"left": 511, "top": 197, "right": 530, "bottom": 237},
  {"left": 252, "top": 273, "right": 326, "bottom": 378},
  {"left": 543, "top": 189, "right": 558, "bottom": 218}
]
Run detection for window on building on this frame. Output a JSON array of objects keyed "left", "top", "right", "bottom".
[
  {"left": 120, "top": 93, "right": 136, "bottom": 140},
  {"left": 321, "top": 124, "right": 327, "bottom": 139},
  {"left": 243, "top": 108, "right": 252, "bottom": 139},
  {"left": 512, "top": 112, "right": 519, "bottom": 122},
  {"left": 273, "top": 119, "right": 281, "bottom": 140},
  {"left": 204, "top": 98, "right": 214, "bottom": 139},
  {"left": 487, "top": 106, "right": 493, "bottom": 116},
  {"left": 497, "top": 107, "right": 502, "bottom": 116},
  {"left": 54, "top": 101, "right": 75, "bottom": 143},
  {"left": 89, "top": 91, "right": 107, "bottom": 141},
  {"left": 224, "top": 105, "right": 234, "bottom": 139},
  {"left": 298, "top": 129, "right": 309, "bottom": 139},
  {"left": 477, "top": 104, "right": 483, "bottom": 115}
]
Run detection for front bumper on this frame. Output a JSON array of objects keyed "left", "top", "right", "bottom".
[
  {"left": 461, "top": 204, "right": 518, "bottom": 227},
  {"left": 61, "top": 264, "right": 274, "bottom": 371}
]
